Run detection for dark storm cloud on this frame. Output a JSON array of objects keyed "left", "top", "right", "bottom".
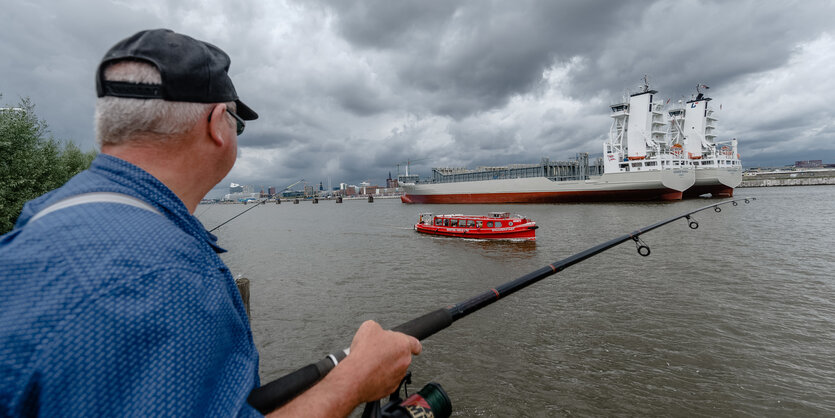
[
  {"left": 330, "top": 80, "right": 389, "bottom": 117},
  {"left": 4, "top": 0, "right": 835, "bottom": 191},
  {"left": 0, "top": 1, "right": 166, "bottom": 147},
  {"left": 565, "top": 1, "right": 835, "bottom": 99},
  {"left": 321, "top": 0, "right": 648, "bottom": 117}
]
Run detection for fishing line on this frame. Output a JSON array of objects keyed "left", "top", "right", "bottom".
[
  {"left": 208, "top": 199, "right": 267, "bottom": 233},
  {"left": 194, "top": 202, "right": 215, "bottom": 218},
  {"left": 206, "top": 179, "right": 303, "bottom": 233}
]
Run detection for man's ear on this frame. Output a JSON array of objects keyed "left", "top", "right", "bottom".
[{"left": 207, "top": 103, "right": 228, "bottom": 146}]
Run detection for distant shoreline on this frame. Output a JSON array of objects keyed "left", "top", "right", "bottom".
[{"left": 740, "top": 169, "right": 835, "bottom": 188}]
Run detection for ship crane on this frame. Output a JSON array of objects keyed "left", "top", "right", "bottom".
[
  {"left": 395, "top": 158, "right": 429, "bottom": 186},
  {"left": 395, "top": 158, "right": 429, "bottom": 177}
]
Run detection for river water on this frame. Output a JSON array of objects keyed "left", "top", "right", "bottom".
[{"left": 197, "top": 185, "right": 835, "bottom": 417}]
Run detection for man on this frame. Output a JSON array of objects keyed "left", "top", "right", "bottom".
[{"left": 0, "top": 29, "right": 420, "bottom": 417}]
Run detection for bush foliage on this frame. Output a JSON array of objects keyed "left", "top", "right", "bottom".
[{"left": 0, "top": 95, "right": 97, "bottom": 234}]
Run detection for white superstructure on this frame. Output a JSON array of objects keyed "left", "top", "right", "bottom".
[
  {"left": 603, "top": 79, "right": 693, "bottom": 180},
  {"left": 604, "top": 81, "right": 741, "bottom": 198},
  {"left": 679, "top": 85, "right": 742, "bottom": 197}
]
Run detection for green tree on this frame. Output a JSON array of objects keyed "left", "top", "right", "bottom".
[{"left": 0, "top": 95, "right": 97, "bottom": 234}]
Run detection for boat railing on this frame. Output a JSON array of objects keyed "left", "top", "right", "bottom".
[
  {"left": 418, "top": 213, "right": 434, "bottom": 224},
  {"left": 488, "top": 212, "right": 511, "bottom": 218}
]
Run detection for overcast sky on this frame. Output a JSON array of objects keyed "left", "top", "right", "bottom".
[{"left": 3, "top": 0, "right": 834, "bottom": 192}]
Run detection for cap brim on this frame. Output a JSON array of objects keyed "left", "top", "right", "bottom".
[{"left": 236, "top": 99, "right": 258, "bottom": 120}]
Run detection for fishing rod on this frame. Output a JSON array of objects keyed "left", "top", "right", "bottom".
[
  {"left": 247, "top": 197, "right": 756, "bottom": 414},
  {"left": 207, "top": 179, "right": 303, "bottom": 233}
]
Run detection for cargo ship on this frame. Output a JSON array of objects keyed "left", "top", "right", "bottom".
[{"left": 401, "top": 81, "right": 741, "bottom": 204}]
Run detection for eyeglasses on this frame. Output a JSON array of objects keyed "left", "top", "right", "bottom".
[{"left": 226, "top": 108, "right": 246, "bottom": 136}]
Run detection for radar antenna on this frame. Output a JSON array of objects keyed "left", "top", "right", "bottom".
[{"left": 695, "top": 83, "right": 709, "bottom": 100}]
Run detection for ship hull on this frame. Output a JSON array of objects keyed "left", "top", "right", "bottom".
[
  {"left": 683, "top": 166, "right": 743, "bottom": 198},
  {"left": 415, "top": 224, "right": 538, "bottom": 240},
  {"left": 402, "top": 169, "right": 695, "bottom": 204}
]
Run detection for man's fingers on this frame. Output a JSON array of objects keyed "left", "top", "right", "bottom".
[{"left": 408, "top": 336, "right": 422, "bottom": 355}]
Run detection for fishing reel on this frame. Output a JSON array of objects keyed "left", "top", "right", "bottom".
[{"left": 361, "top": 371, "right": 452, "bottom": 418}]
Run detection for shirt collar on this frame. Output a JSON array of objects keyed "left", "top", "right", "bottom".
[{"left": 90, "top": 154, "right": 228, "bottom": 253}]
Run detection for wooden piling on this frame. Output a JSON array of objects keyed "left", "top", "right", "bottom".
[{"left": 235, "top": 277, "right": 250, "bottom": 322}]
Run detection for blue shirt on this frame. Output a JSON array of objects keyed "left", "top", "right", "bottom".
[{"left": 0, "top": 154, "right": 261, "bottom": 417}]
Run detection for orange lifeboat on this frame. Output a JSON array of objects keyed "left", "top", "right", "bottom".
[{"left": 671, "top": 143, "right": 684, "bottom": 158}]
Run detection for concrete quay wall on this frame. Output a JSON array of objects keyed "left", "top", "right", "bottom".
[{"left": 739, "top": 170, "right": 835, "bottom": 188}]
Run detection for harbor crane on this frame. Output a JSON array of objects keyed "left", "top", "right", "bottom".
[{"left": 395, "top": 158, "right": 429, "bottom": 177}]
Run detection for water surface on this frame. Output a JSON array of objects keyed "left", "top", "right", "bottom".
[{"left": 197, "top": 186, "right": 835, "bottom": 416}]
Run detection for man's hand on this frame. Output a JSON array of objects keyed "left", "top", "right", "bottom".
[
  {"left": 341, "top": 320, "right": 423, "bottom": 403},
  {"left": 268, "top": 320, "right": 421, "bottom": 417}
]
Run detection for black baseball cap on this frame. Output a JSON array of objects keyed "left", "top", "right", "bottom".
[{"left": 96, "top": 29, "right": 258, "bottom": 120}]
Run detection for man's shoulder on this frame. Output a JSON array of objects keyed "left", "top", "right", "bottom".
[
  {"left": 2, "top": 202, "right": 205, "bottom": 276},
  {"left": 0, "top": 201, "right": 218, "bottom": 336}
]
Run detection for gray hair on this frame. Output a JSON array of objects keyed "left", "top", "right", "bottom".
[{"left": 95, "top": 60, "right": 231, "bottom": 146}]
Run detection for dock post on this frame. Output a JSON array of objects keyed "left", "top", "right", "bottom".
[
  {"left": 336, "top": 196, "right": 342, "bottom": 203},
  {"left": 235, "top": 277, "right": 250, "bottom": 322},
  {"left": 368, "top": 196, "right": 374, "bottom": 203}
]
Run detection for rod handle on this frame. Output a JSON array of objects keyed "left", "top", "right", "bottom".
[
  {"left": 247, "top": 351, "right": 346, "bottom": 414},
  {"left": 247, "top": 309, "right": 452, "bottom": 413},
  {"left": 391, "top": 308, "right": 454, "bottom": 340}
]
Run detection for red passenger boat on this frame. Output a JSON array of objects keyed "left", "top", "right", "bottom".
[{"left": 414, "top": 212, "right": 538, "bottom": 241}]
